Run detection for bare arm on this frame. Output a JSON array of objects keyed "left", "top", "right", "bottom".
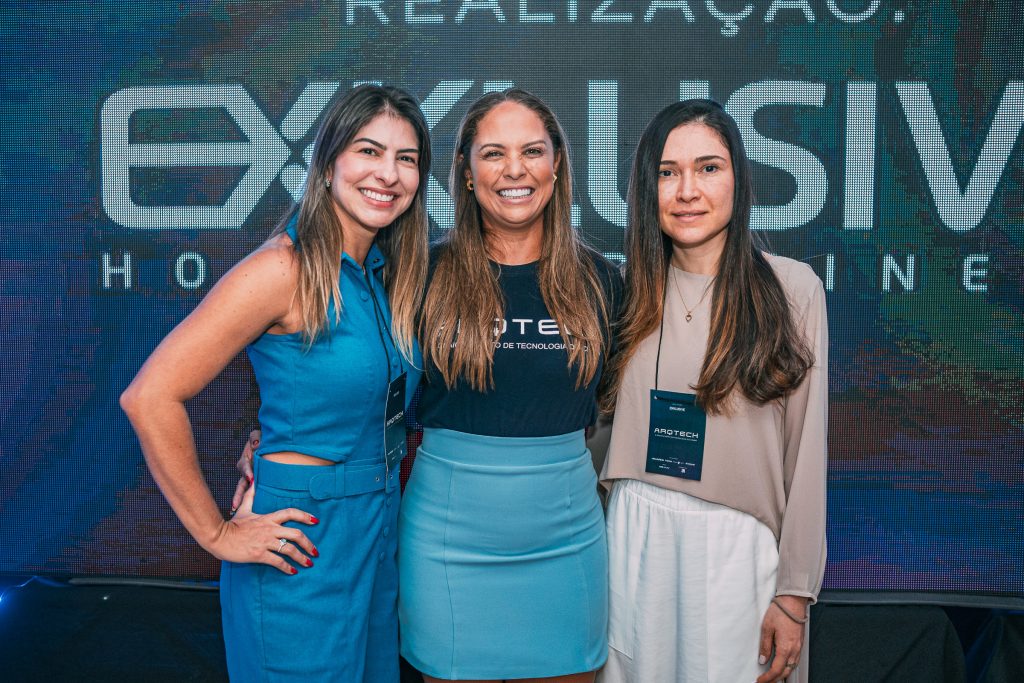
[{"left": 121, "top": 240, "right": 317, "bottom": 573}]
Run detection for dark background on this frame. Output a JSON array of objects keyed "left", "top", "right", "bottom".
[{"left": 1, "top": 1, "right": 1021, "bottom": 607}]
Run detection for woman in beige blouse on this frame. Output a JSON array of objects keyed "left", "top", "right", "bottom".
[{"left": 598, "top": 100, "right": 827, "bottom": 683}]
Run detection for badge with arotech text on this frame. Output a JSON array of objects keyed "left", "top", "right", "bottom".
[
  {"left": 383, "top": 372, "right": 407, "bottom": 471},
  {"left": 646, "top": 389, "right": 707, "bottom": 481}
]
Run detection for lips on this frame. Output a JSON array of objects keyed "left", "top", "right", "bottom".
[
  {"left": 497, "top": 187, "right": 534, "bottom": 199},
  {"left": 360, "top": 188, "right": 397, "bottom": 203}
]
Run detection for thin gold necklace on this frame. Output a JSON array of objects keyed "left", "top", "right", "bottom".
[{"left": 671, "top": 267, "right": 713, "bottom": 323}]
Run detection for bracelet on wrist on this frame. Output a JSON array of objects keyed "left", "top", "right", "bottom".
[{"left": 771, "top": 597, "right": 808, "bottom": 624}]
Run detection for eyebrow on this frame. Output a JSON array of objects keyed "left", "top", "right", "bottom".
[
  {"left": 660, "top": 154, "right": 729, "bottom": 165},
  {"left": 352, "top": 137, "right": 419, "bottom": 154},
  {"left": 478, "top": 139, "right": 549, "bottom": 150}
]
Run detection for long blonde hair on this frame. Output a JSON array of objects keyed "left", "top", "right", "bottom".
[
  {"left": 420, "top": 88, "right": 609, "bottom": 391},
  {"left": 273, "top": 84, "right": 430, "bottom": 359}
]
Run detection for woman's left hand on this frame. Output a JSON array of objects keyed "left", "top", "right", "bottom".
[
  {"left": 230, "top": 429, "right": 261, "bottom": 513},
  {"left": 756, "top": 595, "right": 808, "bottom": 683}
]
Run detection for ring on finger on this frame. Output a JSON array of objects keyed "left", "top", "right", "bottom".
[
  {"left": 276, "top": 538, "right": 288, "bottom": 553},
  {"left": 784, "top": 662, "right": 797, "bottom": 668}
]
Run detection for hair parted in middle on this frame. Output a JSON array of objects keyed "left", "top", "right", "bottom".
[
  {"left": 600, "top": 98, "right": 814, "bottom": 415},
  {"left": 420, "top": 88, "right": 611, "bottom": 392},
  {"left": 271, "top": 83, "right": 430, "bottom": 360}
]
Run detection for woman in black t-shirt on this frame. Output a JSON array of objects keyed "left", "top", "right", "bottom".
[{"left": 401, "top": 88, "right": 620, "bottom": 683}]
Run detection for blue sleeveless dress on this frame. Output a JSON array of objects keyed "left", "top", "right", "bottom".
[{"left": 220, "top": 227, "right": 422, "bottom": 683}]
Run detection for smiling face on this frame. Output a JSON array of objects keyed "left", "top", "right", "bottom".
[
  {"left": 466, "top": 101, "right": 560, "bottom": 238},
  {"left": 658, "top": 122, "right": 735, "bottom": 268},
  {"left": 325, "top": 112, "right": 421, "bottom": 238}
]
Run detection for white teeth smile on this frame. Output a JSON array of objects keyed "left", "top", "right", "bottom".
[
  {"left": 498, "top": 188, "right": 533, "bottom": 198},
  {"left": 361, "top": 189, "right": 396, "bottom": 202}
]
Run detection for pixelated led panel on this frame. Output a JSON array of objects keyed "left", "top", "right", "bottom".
[{"left": 0, "top": 1, "right": 1021, "bottom": 597}]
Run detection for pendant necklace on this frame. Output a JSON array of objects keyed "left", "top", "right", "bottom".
[{"left": 671, "top": 267, "right": 713, "bottom": 323}]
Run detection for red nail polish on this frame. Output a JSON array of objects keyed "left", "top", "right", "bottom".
[
  {"left": 311, "top": 546, "right": 319, "bottom": 558},
  {"left": 290, "top": 566, "right": 298, "bottom": 575},
  {"left": 305, "top": 559, "right": 314, "bottom": 568},
  {"left": 247, "top": 475, "right": 253, "bottom": 485},
  {"left": 310, "top": 515, "right": 320, "bottom": 524}
]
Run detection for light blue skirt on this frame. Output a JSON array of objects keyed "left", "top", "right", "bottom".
[{"left": 398, "top": 428, "right": 608, "bottom": 680}]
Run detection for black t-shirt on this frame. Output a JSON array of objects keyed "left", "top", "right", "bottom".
[{"left": 417, "top": 250, "right": 622, "bottom": 437}]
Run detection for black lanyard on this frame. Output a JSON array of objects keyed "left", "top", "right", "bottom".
[
  {"left": 654, "top": 268, "right": 670, "bottom": 391},
  {"left": 654, "top": 266, "right": 714, "bottom": 390},
  {"left": 363, "top": 267, "right": 399, "bottom": 384},
  {"left": 646, "top": 267, "right": 708, "bottom": 482}
]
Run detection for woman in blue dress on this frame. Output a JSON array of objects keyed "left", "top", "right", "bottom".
[{"left": 121, "top": 84, "right": 431, "bottom": 682}]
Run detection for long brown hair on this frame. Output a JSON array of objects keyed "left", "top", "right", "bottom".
[
  {"left": 273, "top": 84, "right": 430, "bottom": 359},
  {"left": 602, "top": 99, "right": 813, "bottom": 415},
  {"left": 420, "top": 88, "right": 609, "bottom": 391}
]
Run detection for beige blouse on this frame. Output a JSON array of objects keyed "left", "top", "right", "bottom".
[{"left": 601, "top": 254, "right": 828, "bottom": 601}]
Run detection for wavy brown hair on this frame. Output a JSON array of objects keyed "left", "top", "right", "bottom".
[
  {"left": 602, "top": 99, "right": 813, "bottom": 415},
  {"left": 272, "top": 84, "right": 430, "bottom": 359},
  {"left": 420, "top": 88, "right": 609, "bottom": 391}
]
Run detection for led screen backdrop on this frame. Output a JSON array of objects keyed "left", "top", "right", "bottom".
[{"left": 1, "top": 1, "right": 1021, "bottom": 603}]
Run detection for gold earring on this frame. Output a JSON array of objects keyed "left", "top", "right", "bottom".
[
  {"left": 466, "top": 178, "right": 474, "bottom": 191},
  {"left": 553, "top": 173, "right": 558, "bottom": 182}
]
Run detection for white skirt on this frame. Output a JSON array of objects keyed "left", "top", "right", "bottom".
[{"left": 600, "top": 478, "right": 808, "bottom": 683}]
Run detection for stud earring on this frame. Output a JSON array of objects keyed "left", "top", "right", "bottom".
[
  {"left": 325, "top": 178, "right": 332, "bottom": 189},
  {"left": 466, "top": 178, "right": 474, "bottom": 191}
]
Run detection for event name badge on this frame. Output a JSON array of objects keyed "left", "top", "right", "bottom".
[
  {"left": 646, "top": 389, "right": 706, "bottom": 481},
  {"left": 383, "top": 373, "right": 407, "bottom": 471}
]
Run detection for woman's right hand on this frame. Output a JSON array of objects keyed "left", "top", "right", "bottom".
[
  {"left": 215, "top": 478, "right": 319, "bottom": 574},
  {"left": 230, "top": 429, "right": 261, "bottom": 513}
]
